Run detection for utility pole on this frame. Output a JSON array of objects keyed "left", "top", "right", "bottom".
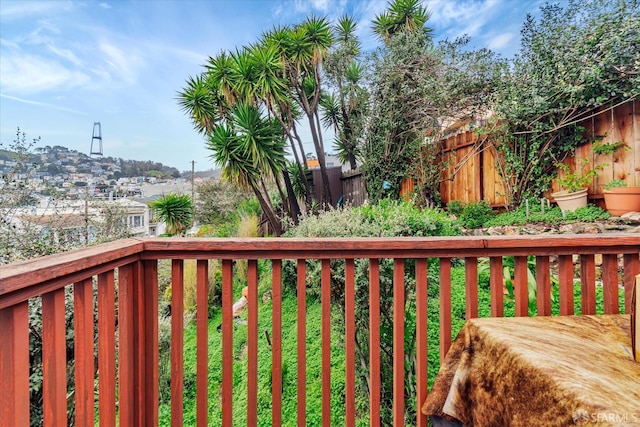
[{"left": 191, "top": 160, "right": 196, "bottom": 220}]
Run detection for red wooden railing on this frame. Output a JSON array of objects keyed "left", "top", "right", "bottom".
[{"left": 1, "top": 235, "right": 639, "bottom": 426}]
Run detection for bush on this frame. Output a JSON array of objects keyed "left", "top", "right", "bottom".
[
  {"left": 485, "top": 201, "right": 609, "bottom": 227},
  {"left": 446, "top": 200, "right": 464, "bottom": 216},
  {"left": 283, "top": 200, "right": 459, "bottom": 424},
  {"left": 458, "top": 200, "right": 494, "bottom": 229}
]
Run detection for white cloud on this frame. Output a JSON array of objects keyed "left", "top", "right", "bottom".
[
  {"left": 47, "top": 44, "right": 84, "bottom": 67},
  {"left": 0, "top": 94, "right": 87, "bottom": 115},
  {"left": 99, "top": 41, "right": 143, "bottom": 84},
  {"left": 487, "top": 32, "right": 513, "bottom": 50},
  {"left": 99, "top": 3, "right": 112, "bottom": 10},
  {"left": 427, "top": 0, "right": 500, "bottom": 39},
  {"left": 0, "top": 1, "right": 72, "bottom": 20},
  {"left": 0, "top": 53, "right": 90, "bottom": 95}
]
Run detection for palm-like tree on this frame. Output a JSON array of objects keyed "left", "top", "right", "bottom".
[
  {"left": 372, "top": 0, "right": 433, "bottom": 43},
  {"left": 207, "top": 102, "right": 287, "bottom": 235},
  {"left": 149, "top": 193, "right": 193, "bottom": 236},
  {"left": 322, "top": 15, "right": 366, "bottom": 170},
  {"left": 285, "top": 16, "right": 334, "bottom": 206}
]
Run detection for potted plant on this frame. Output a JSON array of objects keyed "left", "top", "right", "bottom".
[
  {"left": 551, "top": 160, "right": 601, "bottom": 212},
  {"left": 603, "top": 179, "right": 640, "bottom": 216}
]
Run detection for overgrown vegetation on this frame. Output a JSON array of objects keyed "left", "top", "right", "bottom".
[
  {"left": 488, "top": 0, "right": 639, "bottom": 205},
  {"left": 283, "top": 200, "right": 459, "bottom": 424}
]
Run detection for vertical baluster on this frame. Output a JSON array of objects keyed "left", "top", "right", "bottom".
[
  {"left": 198, "top": 260, "right": 210, "bottom": 427},
  {"left": 247, "top": 260, "right": 258, "bottom": 427},
  {"left": 345, "top": 259, "right": 356, "bottom": 427},
  {"left": 490, "top": 257, "right": 504, "bottom": 317},
  {"left": 623, "top": 254, "right": 640, "bottom": 314},
  {"left": 132, "top": 262, "right": 145, "bottom": 425},
  {"left": 514, "top": 256, "right": 529, "bottom": 316},
  {"left": 42, "top": 287, "right": 67, "bottom": 427},
  {"left": 98, "top": 271, "right": 116, "bottom": 427},
  {"left": 535, "top": 256, "right": 551, "bottom": 316},
  {"left": 296, "top": 259, "right": 307, "bottom": 427},
  {"left": 439, "top": 258, "right": 452, "bottom": 363},
  {"left": 74, "top": 278, "right": 95, "bottom": 426},
  {"left": 0, "top": 302, "right": 29, "bottom": 426},
  {"left": 369, "top": 259, "right": 381, "bottom": 427},
  {"left": 558, "top": 255, "right": 574, "bottom": 315},
  {"left": 465, "top": 257, "right": 478, "bottom": 319},
  {"left": 143, "top": 260, "right": 159, "bottom": 425},
  {"left": 580, "top": 255, "right": 596, "bottom": 315},
  {"left": 221, "top": 259, "right": 233, "bottom": 427},
  {"left": 393, "top": 258, "right": 405, "bottom": 426},
  {"left": 171, "top": 260, "right": 184, "bottom": 426},
  {"left": 321, "top": 259, "right": 331, "bottom": 427},
  {"left": 416, "top": 258, "right": 428, "bottom": 427},
  {"left": 602, "top": 254, "right": 620, "bottom": 314},
  {"left": 119, "top": 264, "right": 135, "bottom": 427},
  {"left": 272, "top": 260, "right": 283, "bottom": 427}
]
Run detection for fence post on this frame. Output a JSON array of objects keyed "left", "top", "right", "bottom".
[{"left": 633, "top": 274, "right": 639, "bottom": 362}]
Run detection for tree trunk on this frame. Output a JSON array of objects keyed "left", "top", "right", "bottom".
[
  {"left": 250, "top": 183, "right": 282, "bottom": 236},
  {"left": 307, "top": 111, "right": 332, "bottom": 206}
]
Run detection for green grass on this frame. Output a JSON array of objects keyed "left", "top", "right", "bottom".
[{"left": 159, "top": 262, "right": 626, "bottom": 425}]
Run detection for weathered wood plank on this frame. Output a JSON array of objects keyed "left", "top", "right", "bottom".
[
  {"left": 170, "top": 260, "right": 184, "bottom": 427},
  {"left": 0, "top": 302, "right": 29, "bottom": 427},
  {"left": 98, "top": 271, "right": 116, "bottom": 427},
  {"left": 321, "top": 259, "right": 332, "bottom": 427},
  {"left": 536, "top": 256, "right": 551, "bottom": 316},
  {"left": 490, "top": 256, "right": 504, "bottom": 317},
  {"left": 345, "top": 258, "right": 356, "bottom": 427},
  {"left": 0, "top": 239, "right": 143, "bottom": 295},
  {"left": 440, "top": 258, "right": 452, "bottom": 363},
  {"left": 416, "top": 258, "right": 428, "bottom": 427},
  {"left": 369, "top": 259, "right": 381, "bottom": 427},
  {"left": 74, "top": 278, "right": 95, "bottom": 426},
  {"left": 42, "top": 287, "right": 67, "bottom": 427},
  {"left": 271, "top": 260, "right": 283, "bottom": 427},
  {"left": 393, "top": 258, "right": 405, "bottom": 427},
  {"left": 580, "top": 255, "right": 596, "bottom": 315}
]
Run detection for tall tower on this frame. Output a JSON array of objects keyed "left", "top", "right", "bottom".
[{"left": 90, "top": 122, "right": 103, "bottom": 156}]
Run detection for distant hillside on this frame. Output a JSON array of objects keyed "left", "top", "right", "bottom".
[{"left": 1, "top": 144, "right": 181, "bottom": 179}]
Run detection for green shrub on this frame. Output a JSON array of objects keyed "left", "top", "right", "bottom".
[
  {"left": 485, "top": 201, "right": 609, "bottom": 227},
  {"left": 458, "top": 200, "right": 494, "bottom": 229},
  {"left": 283, "top": 200, "right": 458, "bottom": 425},
  {"left": 446, "top": 200, "right": 464, "bottom": 216}
]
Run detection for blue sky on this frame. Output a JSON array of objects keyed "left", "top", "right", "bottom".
[{"left": 0, "top": 0, "right": 549, "bottom": 172}]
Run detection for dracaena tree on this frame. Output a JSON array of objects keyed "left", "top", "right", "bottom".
[
  {"left": 148, "top": 193, "right": 194, "bottom": 236},
  {"left": 322, "top": 15, "right": 367, "bottom": 171}
]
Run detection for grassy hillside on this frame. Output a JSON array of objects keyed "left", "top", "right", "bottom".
[{"left": 158, "top": 260, "right": 623, "bottom": 425}]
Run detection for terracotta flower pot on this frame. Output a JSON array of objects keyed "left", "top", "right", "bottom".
[
  {"left": 551, "top": 188, "right": 588, "bottom": 212},
  {"left": 603, "top": 187, "right": 640, "bottom": 216}
]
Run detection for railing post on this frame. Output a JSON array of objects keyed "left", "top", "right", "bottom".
[
  {"left": 415, "top": 258, "right": 428, "bottom": 427},
  {"left": 393, "top": 258, "right": 405, "bottom": 426},
  {"left": 0, "top": 302, "right": 30, "bottom": 427},
  {"left": 321, "top": 259, "right": 332, "bottom": 427},
  {"left": 118, "top": 263, "right": 135, "bottom": 427},
  {"left": 369, "top": 259, "right": 381, "bottom": 427},
  {"left": 74, "top": 278, "right": 95, "bottom": 426},
  {"left": 170, "top": 260, "right": 184, "bottom": 427},
  {"left": 98, "top": 270, "right": 117, "bottom": 427},
  {"left": 143, "top": 260, "right": 159, "bottom": 426},
  {"left": 42, "top": 288, "right": 68, "bottom": 427}
]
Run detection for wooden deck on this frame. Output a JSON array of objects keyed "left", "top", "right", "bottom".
[{"left": 1, "top": 235, "right": 639, "bottom": 426}]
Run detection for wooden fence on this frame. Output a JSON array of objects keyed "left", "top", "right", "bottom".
[
  {"left": 437, "top": 99, "right": 640, "bottom": 207},
  {"left": 341, "top": 168, "right": 366, "bottom": 207}
]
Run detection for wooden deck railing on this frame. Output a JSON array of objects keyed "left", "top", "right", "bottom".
[{"left": 1, "top": 235, "right": 639, "bottom": 426}]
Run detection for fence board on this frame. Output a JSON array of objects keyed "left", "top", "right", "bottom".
[{"left": 437, "top": 99, "right": 638, "bottom": 206}]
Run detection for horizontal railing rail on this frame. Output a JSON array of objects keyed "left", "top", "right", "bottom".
[{"left": 1, "top": 234, "right": 639, "bottom": 426}]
